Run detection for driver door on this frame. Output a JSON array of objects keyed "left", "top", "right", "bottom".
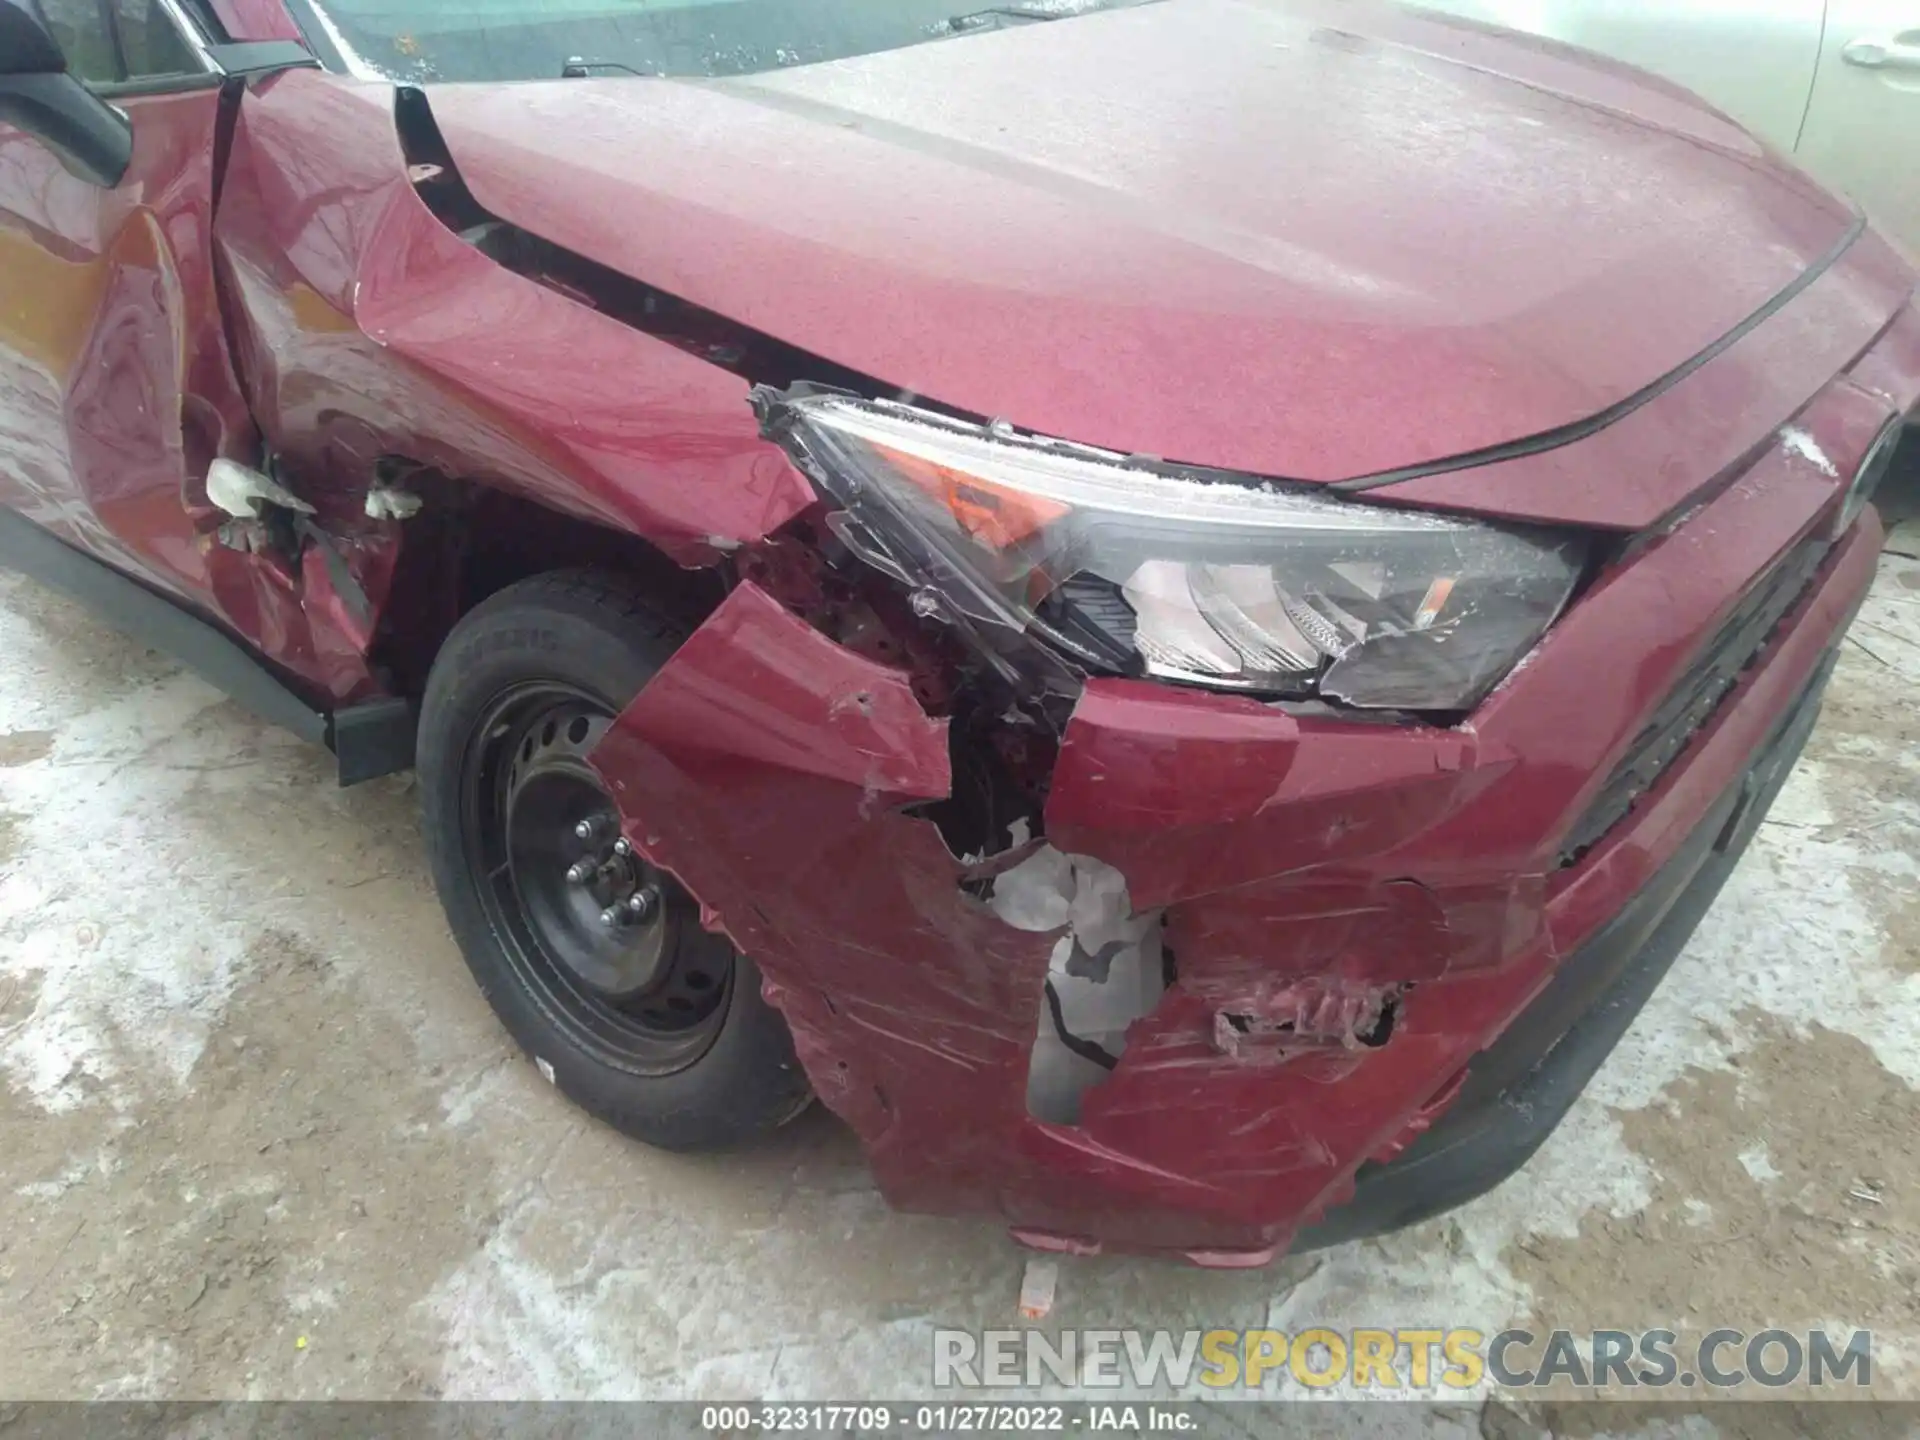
[{"left": 0, "top": 0, "right": 255, "bottom": 601}]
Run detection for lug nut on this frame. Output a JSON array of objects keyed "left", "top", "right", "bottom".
[
  {"left": 565, "top": 860, "right": 596, "bottom": 885},
  {"left": 574, "top": 816, "right": 603, "bottom": 842},
  {"left": 612, "top": 838, "right": 632, "bottom": 858},
  {"left": 599, "top": 906, "right": 624, "bottom": 927},
  {"left": 626, "top": 886, "right": 659, "bottom": 919}
]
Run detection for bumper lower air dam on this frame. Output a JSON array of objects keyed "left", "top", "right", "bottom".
[{"left": 587, "top": 514, "right": 1880, "bottom": 1265}]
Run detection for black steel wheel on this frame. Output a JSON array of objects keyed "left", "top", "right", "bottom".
[
  {"left": 462, "top": 683, "right": 730, "bottom": 1073},
  {"left": 419, "top": 570, "right": 812, "bottom": 1150}
]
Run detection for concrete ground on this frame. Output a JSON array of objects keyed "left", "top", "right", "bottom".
[{"left": 2, "top": 510, "right": 1919, "bottom": 1428}]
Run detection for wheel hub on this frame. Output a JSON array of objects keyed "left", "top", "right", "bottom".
[{"left": 505, "top": 759, "right": 668, "bottom": 1001}]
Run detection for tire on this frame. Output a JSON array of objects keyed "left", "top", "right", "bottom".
[{"left": 418, "top": 569, "right": 811, "bottom": 1150}]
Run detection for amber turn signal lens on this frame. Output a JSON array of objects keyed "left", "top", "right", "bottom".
[{"left": 872, "top": 440, "right": 1070, "bottom": 551}]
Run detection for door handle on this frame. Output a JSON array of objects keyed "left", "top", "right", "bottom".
[{"left": 1842, "top": 35, "right": 1920, "bottom": 69}]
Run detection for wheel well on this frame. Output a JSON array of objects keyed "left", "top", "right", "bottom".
[{"left": 370, "top": 479, "right": 729, "bottom": 705}]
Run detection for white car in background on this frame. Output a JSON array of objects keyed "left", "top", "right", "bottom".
[{"left": 1408, "top": 1, "right": 1920, "bottom": 251}]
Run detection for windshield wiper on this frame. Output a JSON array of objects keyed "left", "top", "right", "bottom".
[
  {"left": 559, "top": 56, "right": 652, "bottom": 77},
  {"left": 945, "top": 6, "right": 1070, "bottom": 32},
  {"left": 945, "top": 3, "right": 1159, "bottom": 33}
]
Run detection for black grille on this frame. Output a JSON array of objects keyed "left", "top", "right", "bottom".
[{"left": 1557, "top": 532, "right": 1833, "bottom": 867}]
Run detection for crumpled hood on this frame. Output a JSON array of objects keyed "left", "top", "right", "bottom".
[{"left": 421, "top": 0, "right": 1867, "bottom": 514}]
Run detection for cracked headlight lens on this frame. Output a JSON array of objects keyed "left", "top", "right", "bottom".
[{"left": 760, "top": 393, "right": 1587, "bottom": 711}]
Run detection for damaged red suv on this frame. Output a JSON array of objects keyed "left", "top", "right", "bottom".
[{"left": 2, "top": 0, "right": 1917, "bottom": 1264}]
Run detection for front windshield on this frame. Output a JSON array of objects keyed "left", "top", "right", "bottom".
[{"left": 296, "top": 0, "right": 1143, "bottom": 84}]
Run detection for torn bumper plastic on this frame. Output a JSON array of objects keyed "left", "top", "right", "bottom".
[
  {"left": 1296, "top": 640, "right": 1839, "bottom": 1250},
  {"left": 588, "top": 466, "right": 1886, "bottom": 1263}
]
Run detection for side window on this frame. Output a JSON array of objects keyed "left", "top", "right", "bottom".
[
  {"left": 35, "top": 0, "right": 122, "bottom": 84},
  {"left": 30, "top": 0, "right": 204, "bottom": 87},
  {"left": 116, "top": 0, "right": 201, "bottom": 77}
]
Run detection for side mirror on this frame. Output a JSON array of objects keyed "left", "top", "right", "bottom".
[{"left": 0, "top": 0, "right": 135, "bottom": 188}]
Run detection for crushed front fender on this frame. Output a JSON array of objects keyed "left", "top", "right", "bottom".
[{"left": 589, "top": 582, "right": 1060, "bottom": 1226}]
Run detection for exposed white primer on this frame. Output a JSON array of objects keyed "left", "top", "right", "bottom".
[{"left": 1782, "top": 427, "right": 1840, "bottom": 478}]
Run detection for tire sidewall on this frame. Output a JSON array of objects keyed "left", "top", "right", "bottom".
[{"left": 418, "top": 578, "right": 809, "bottom": 1149}]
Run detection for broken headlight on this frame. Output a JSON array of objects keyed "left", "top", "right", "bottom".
[{"left": 761, "top": 393, "right": 1587, "bottom": 711}]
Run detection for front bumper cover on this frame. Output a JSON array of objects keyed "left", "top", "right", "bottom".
[
  {"left": 586, "top": 490, "right": 1880, "bottom": 1263},
  {"left": 1297, "top": 641, "right": 1839, "bottom": 1250}
]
